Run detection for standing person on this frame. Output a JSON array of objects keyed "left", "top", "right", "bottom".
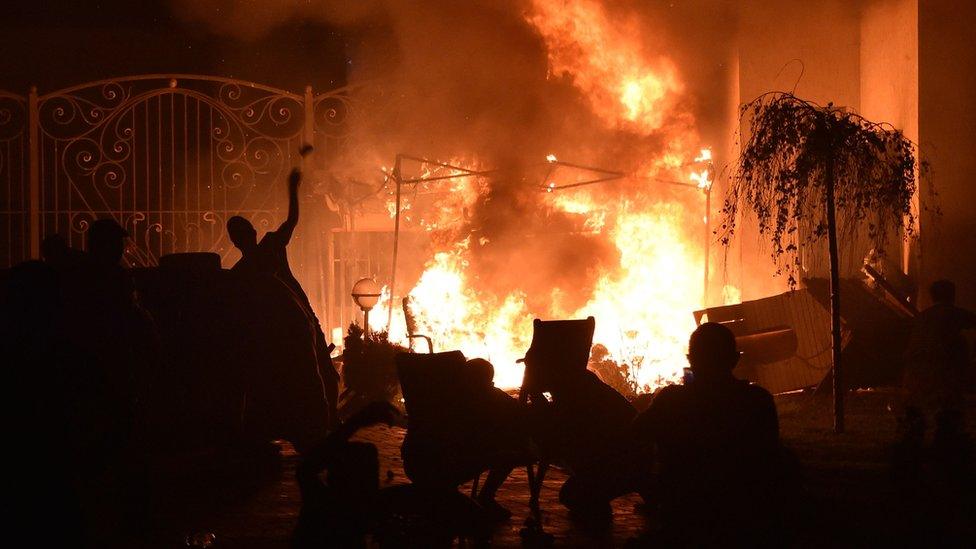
[
  {"left": 48, "top": 219, "right": 157, "bottom": 545},
  {"left": 630, "top": 322, "right": 788, "bottom": 546},
  {"left": 226, "top": 146, "right": 339, "bottom": 450},
  {"left": 902, "top": 280, "right": 976, "bottom": 446}
]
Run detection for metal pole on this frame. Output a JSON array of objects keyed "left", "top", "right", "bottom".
[
  {"left": 703, "top": 185, "right": 711, "bottom": 306},
  {"left": 326, "top": 228, "right": 336, "bottom": 343},
  {"left": 28, "top": 86, "right": 40, "bottom": 259},
  {"left": 303, "top": 85, "right": 330, "bottom": 331},
  {"left": 386, "top": 155, "right": 403, "bottom": 331},
  {"left": 825, "top": 150, "right": 844, "bottom": 434},
  {"left": 363, "top": 308, "right": 370, "bottom": 339}
]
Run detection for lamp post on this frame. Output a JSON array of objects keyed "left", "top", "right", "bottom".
[{"left": 351, "top": 277, "right": 382, "bottom": 338}]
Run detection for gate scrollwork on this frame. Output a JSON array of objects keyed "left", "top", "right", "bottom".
[{"left": 31, "top": 75, "right": 329, "bottom": 266}]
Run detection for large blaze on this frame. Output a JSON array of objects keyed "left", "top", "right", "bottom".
[
  {"left": 526, "top": 0, "right": 684, "bottom": 134},
  {"left": 369, "top": 0, "right": 712, "bottom": 393}
]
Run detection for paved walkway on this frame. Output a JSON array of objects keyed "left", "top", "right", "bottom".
[
  {"left": 153, "top": 425, "right": 648, "bottom": 547},
  {"left": 145, "top": 390, "right": 976, "bottom": 547}
]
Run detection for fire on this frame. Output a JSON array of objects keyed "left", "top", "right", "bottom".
[
  {"left": 526, "top": 0, "right": 683, "bottom": 133},
  {"left": 561, "top": 200, "right": 703, "bottom": 391},
  {"left": 690, "top": 147, "right": 713, "bottom": 189},
  {"left": 381, "top": 180, "right": 704, "bottom": 392},
  {"left": 371, "top": 0, "right": 711, "bottom": 393},
  {"left": 405, "top": 247, "right": 533, "bottom": 389}
]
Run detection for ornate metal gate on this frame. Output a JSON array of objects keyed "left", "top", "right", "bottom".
[
  {"left": 0, "top": 91, "right": 29, "bottom": 267},
  {"left": 1, "top": 74, "right": 360, "bottom": 326}
]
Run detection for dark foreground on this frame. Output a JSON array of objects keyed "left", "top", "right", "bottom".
[{"left": 139, "top": 389, "right": 975, "bottom": 547}]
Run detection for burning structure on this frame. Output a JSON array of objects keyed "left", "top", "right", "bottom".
[
  {"left": 284, "top": 0, "right": 730, "bottom": 392},
  {"left": 3, "top": 0, "right": 972, "bottom": 394}
]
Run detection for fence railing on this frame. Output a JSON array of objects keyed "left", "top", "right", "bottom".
[{"left": 1, "top": 74, "right": 364, "bottom": 332}]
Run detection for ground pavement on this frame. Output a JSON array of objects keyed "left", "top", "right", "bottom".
[{"left": 144, "top": 389, "right": 976, "bottom": 547}]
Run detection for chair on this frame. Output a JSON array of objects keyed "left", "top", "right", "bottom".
[
  {"left": 402, "top": 296, "right": 434, "bottom": 353},
  {"left": 396, "top": 350, "right": 469, "bottom": 435},
  {"left": 396, "top": 351, "right": 485, "bottom": 496},
  {"left": 518, "top": 316, "right": 596, "bottom": 511}
]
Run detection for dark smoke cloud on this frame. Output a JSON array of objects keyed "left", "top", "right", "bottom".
[
  {"left": 172, "top": 0, "right": 718, "bottom": 167},
  {"left": 173, "top": 0, "right": 732, "bottom": 313}
]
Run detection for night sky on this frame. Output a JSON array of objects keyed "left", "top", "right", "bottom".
[{"left": 1, "top": 0, "right": 351, "bottom": 94}]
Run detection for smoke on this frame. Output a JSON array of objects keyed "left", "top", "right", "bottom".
[
  {"left": 171, "top": 0, "right": 719, "bottom": 163},
  {"left": 173, "top": 0, "right": 729, "bottom": 316}
]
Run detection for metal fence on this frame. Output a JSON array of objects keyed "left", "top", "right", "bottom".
[{"left": 0, "top": 74, "right": 361, "bottom": 329}]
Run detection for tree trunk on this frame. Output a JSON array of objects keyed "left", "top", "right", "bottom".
[{"left": 825, "top": 153, "right": 844, "bottom": 434}]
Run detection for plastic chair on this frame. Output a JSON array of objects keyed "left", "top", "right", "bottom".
[{"left": 518, "top": 316, "right": 596, "bottom": 512}]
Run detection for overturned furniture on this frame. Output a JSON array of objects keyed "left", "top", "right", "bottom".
[
  {"left": 694, "top": 290, "right": 843, "bottom": 394},
  {"left": 695, "top": 279, "right": 915, "bottom": 394}
]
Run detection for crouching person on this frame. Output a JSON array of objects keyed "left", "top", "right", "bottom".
[
  {"left": 400, "top": 353, "right": 531, "bottom": 521},
  {"left": 525, "top": 354, "right": 640, "bottom": 521},
  {"left": 630, "top": 322, "right": 794, "bottom": 546},
  {"left": 293, "top": 401, "right": 395, "bottom": 547}
]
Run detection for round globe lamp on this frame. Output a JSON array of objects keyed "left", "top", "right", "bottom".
[{"left": 351, "top": 277, "right": 383, "bottom": 337}]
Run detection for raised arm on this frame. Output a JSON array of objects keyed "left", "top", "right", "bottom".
[
  {"left": 276, "top": 145, "right": 313, "bottom": 243},
  {"left": 296, "top": 401, "right": 399, "bottom": 484},
  {"left": 276, "top": 168, "right": 301, "bottom": 244}
]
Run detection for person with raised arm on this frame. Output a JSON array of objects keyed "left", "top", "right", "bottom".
[{"left": 226, "top": 145, "right": 339, "bottom": 451}]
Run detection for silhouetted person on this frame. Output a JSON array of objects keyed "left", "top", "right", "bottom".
[
  {"left": 3, "top": 260, "right": 86, "bottom": 546},
  {"left": 41, "top": 233, "right": 85, "bottom": 271},
  {"left": 227, "top": 149, "right": 314, "bottom": 317},
  {"left": 463, "top": 358, "right": 532, "bottom": 518},
  {"left": 527, "top": 358, "right": 637, "bottom": 519},
  {"left": 73, "top": 219, "right": 152, "bottom": 404},
  {"left": 227, "top": 152, "right": 339, "bottom": 451},
  {"left": 17, "top": 220, "right": 156, "bottom": 544},
  {"left": 88, "top": 218, "right": 127, "bottom": 266},
  {"left": 294, "top": 401, "right": 394, "bottom": 548},
  {"left": 401, "top": 356, "right": 529, "bottom": 520},
  {"left": 295, "top": 401, "right": 489, "bottom": 547},
  {"left": 631, "top": 322, "right": 786, "bottom": 545},
  {"left": 902, "top": 280, "right": 976, "bottom": 448},
  {"left": 76, "top": 220, "right": 155, "bottom": 542}
]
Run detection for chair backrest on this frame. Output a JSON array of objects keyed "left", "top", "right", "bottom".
[
  {"left": 520, "top": 316, "right": 595, "bottom": 399},
  {"left": 402, "top": 296, "right": 419, "bottom": 335},
  {"left": 395, "top": 350, "right": 471, "bottom": 432}
]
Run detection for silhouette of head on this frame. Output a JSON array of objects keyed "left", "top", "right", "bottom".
[
  {"left": 467, "top": 358, "right": 495, "bottom": 388},
  {"left": 929, "top": 279, "right": 955, "bottom": 305},
  {"left": 227, "top": 215, "right": 257, "bottom": 250},
  {"left": 687, "top": 322, "right": 739, "bottom": 379},
  {"left": 87, "top": 219, "right": 128, "bottom": 266}
]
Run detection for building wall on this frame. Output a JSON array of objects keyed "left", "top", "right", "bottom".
[
  {"left": 919, "top": 0, "right": 976, "bottom": 308},
  {"left": 733, "top": 0, "right": 863, "bottom": 300},
  {"left": 860, "top": 0, "right": 918, "bottom": 141},
  {"left": 859, "top": 0, "right": 919, "bottom": 294},
  {"left": 731, "top": 0, "right": 974, "bottom": 311}
]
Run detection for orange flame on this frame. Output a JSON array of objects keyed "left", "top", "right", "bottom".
[
  {"left": 374, "top": 0, "right": 720, "bottom": 393},
  {"left": 526, "top": 0, "right": 683, "bottom": 134}
]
